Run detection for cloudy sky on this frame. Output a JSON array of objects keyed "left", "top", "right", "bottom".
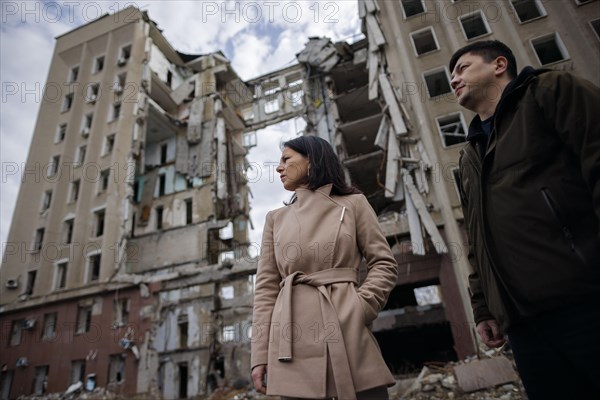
[{"left": 0, "top": 1, "right": 362, "bottom": 258}]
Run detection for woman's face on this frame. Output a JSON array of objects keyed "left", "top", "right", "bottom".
[{"left": 276, "top": 146, "right": 310, "bottom": 192}]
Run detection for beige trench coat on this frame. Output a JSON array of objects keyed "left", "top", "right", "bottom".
[{"left": 251, "top": 185, "right": 398, "bottom": 399}]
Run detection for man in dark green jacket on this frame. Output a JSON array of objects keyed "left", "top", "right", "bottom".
[{"left": 450, "top": 40, "right": 600, "bottom": 399}]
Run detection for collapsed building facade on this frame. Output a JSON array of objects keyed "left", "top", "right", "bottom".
[{"left": 1, "top": 1, "right": 599, "bottom": 398}]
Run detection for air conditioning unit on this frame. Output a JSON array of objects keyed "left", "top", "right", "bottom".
[
  {"left": 6, "top": 279, "right": 18, "bottom": 289},
  {"left": 81, "top": 127, "right": 90, "bottom": 137},
  {"left": 117, "top": 57, "right": 127, "bottom": 66},
  {"left": 16, "top": 357, "right": 29, "bottom": 368},
  {"left": 23, "top": 318, "right": 36, "bottom": 330},
  {"left": 86, "top": 94, "right": 97, "bottom": 104},
  {"left": 114, "top": 85, "right": 123, "bottom": 94}
]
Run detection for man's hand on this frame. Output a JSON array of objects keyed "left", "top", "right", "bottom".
[
  {"left": 476, "top": 319, "right": 506, "bottom": 348},
  {"left": 251, "top": 364, "right": 267, "bottom": 394}
]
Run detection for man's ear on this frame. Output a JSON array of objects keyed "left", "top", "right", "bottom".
[{"left": 494, "top": 56, "right": 509, "bottom": 77}]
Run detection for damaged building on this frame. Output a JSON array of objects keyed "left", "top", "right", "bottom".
[{"left": 1, "top": 1, "right": 599, "bottom": 398}]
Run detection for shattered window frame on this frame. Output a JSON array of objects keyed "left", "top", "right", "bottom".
[
  {"left": 76, "top": 305, "right": 92, "bottom": 334},
  {"left": 55, "top": 123, "right": 67, "bottom": 144},
  {"left": 55, "top": 260, "right": 68, "bottom": 290},
  {"left": 93, "top": 55, "right": 105, "bottom": 74},
  {"left": 435, "top": 112, "right": 467, "bottom": 147},
  {"left": 41, "top": 312, "right": 57, "bottom": 341},
  {"left": 40, "top": 189, "right": 52, "bottom": 212},
  {"left": 87, "top": 253, "right": 101, "bottom": 282}
]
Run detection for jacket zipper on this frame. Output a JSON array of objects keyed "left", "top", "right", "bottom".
[{"left": 330, "top": 206, "right": 346, "bottom": 268}]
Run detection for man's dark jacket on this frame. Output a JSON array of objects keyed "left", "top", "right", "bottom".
[{"left": 458, "top": 67, "right": 600, "bottom": 332}]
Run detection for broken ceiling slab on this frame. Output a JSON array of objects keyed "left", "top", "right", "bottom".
[
  {"left": 378, "top": 212, "right": 410, "bottom": 237},
  {"left": 338, "top": 113, "right": 382, "bottom": 156},
  {"left": 453, "top": 356, "right": 518, "bottom": 392},
  {"left": 385, "top": 122, "right": 401, "bottom": 200},
  {"left": 335, "top": 86, "right": 381, "bottom": 122},
  {"left": 344, "top": 150, "right": 385, "bottom": 196},
  {"left": 372, "top": 304, "right": 447, "bottom": 332},
  {"left": 378, "top": 73, "right": 407, "bottom": 136},
  {"left": 402, "top": 170, "right": 449, "bottom": 254},
  {"left": 296, "top": 38, "right": 340, "bottom": 72}
]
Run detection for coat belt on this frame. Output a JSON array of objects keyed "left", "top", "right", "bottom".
[{"left": 278, "top": 268, "right": 359, "bottom": 400}]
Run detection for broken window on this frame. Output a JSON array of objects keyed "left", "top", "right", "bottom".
[
  {"left": 48, "top": 155, "right": 60, "bottom": 177},
  {"left": 55, "top": 262, "right": 68, "bottom": 290},
  {"left": 63, "top": 218, "right": 74, "bottom": 244},
  {"left": 34, "top": 228, "right": 44, "bottom": 252},
  {"left": 0, "top": 370, "right": 13, "bottom": 400},
  {"left": 77, "top": 145, "right": 86, "bottom": 165},
  {"left": 222, "top": 325, "right": 236, "bottom": 342},
  {"left": 178, "top": 363, "right": 188, "bottom": 399},
  {"left": 220, "top": 285, "right": 234, "bottom": 300},
  {"left": 81, "top": 113, "right": 93, "bottom": 136},
  {"left": 118, "top": 45, "right": 131, "bottom": 65},
  {"left": 111, "top": 103, "right": 121, "bottom": 121},
  {"left": 108, "top": 355, "right": 125, "bottom": 384},
  {"left": 32, "top": 365, "right": 49, "bottom": 395},
  {"left": 423, "top": 68, "right": 452, "bottom": 98},
  {"left": 411, "top": 27, "right": 439, "bottom": 56},
  {"left": 155, "top": 206, "right": 163, "bottom": 230},
  {"left": 166, "top": 70, "right": 173, "bottom": 87},
  {"left": 185, "top": 198, "right": 193, "bottom": 224},
  {"left": 55, "top": 123, "right": 67, "bottom": 143},
  {"left": 592, "top": 19, "right": 600, "bottom": 41},
  {"left": 510, "top": 0, "right": 546, "bottom": 23},
  {"left": 41, "top": 190, "right": 52, "bottom": 212},
  {"left": 459, "top": 11, "right": 491, "bottom": 40},
  {"left": 25, "top": 270, "right": 36, "bottom": 295},
  {"left": 436, "top": 113, "right": 467, "bottom": 147},
  {"left": 160, "top": 143, "right": 168, "bottom": 164},
  {"left": 22, "top": 274, "right": 37, "bottom": 303},
  {"left": 94, "top": 209, "right": 105, "bottom": 236},
  {"left": 86, "top": 83, "right": 99, "bottom": 103},
  {"left": 243, "top": 132, "right": 257, "bottom": 148},
  {"left": 158, "top": 174, "right": 166, "bottom": 197},
  {"left": 401, "top": 0, "right": 425, "bottom": 18},
  {"left": 99, "top": 170, "right": 109, "bottom": 193},
  {"left": 114, "top": 73, "right": 127, "bottom": 94},
  {"left": 9, "top": 319, "right": 23, "bottom": 346},
  {"left": 70, "top": 179, "right": 80, "bottom": 203},
  {"left": 264, "top": 84, "right": 280, "bottom": 114},
  {"left": 113, "top": 298, "right": 130, "bottom": 326},
  {"left": 104, "top": 134, "right": 115, "bottom": 156},
  {"left": 70, "top": 360, "right": 86, "bottom": 384},
  {"left": 69, "top": 66, "right": 79, "bottom": 83},
  {"left": 88, "top": 253, "right": 101, "bottom": 282},
  {"left": 94, "top": 55, "right": 105, "bottom": 73},
  {"left": 62, "top": 93, "right": 73, "bottom": 112},
  {"left": 531, "top": 33, "right": 569, "bottom": 65},
  {"left": 76, "top": 305, "right": 92, "bottom": 333},
  {"left": 41, "top": 313, "right": 57, "bottom": 341},
  {"left": 178, "top": 315, "right": 188, "bottom": 349}
]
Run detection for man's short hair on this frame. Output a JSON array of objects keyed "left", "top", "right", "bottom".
[{"left": 449, "top": 40, "right": 517, "bottom": 78}]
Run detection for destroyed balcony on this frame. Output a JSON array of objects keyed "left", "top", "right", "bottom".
[{"left": 335, "top": 85, "right": 381, "bottom": 123}]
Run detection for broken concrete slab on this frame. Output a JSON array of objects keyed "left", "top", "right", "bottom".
[{"left": 453, "top": 355, "right": 518, "bottom": 393}]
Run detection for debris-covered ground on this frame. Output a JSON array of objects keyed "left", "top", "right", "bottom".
[{"left": 18, "top": 347, "right": 526, "bottom": 400}]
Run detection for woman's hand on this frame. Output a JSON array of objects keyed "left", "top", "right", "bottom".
[{"left": 251, "top": 364, "right": 267, "bottom": 394}]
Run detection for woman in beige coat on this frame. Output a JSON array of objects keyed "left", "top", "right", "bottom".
[{"left": 251, "top": 136, "right": 398, "bottom": 400}]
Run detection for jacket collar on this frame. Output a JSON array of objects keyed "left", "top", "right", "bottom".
[{"left": 294, "top": 184, "right": 333, "bottom": 203}]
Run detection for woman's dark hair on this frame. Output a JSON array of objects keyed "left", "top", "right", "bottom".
[{"left": 282, "top": 136, "right": 361, "bottom": 198}]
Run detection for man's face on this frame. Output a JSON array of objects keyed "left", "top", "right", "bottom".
[{"left": 450, "top": 53, "right": 501, "bottom": 112}]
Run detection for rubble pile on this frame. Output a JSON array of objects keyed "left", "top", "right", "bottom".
[{"left": 389, "top": 348, "right": 526, "bottom": 400}]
